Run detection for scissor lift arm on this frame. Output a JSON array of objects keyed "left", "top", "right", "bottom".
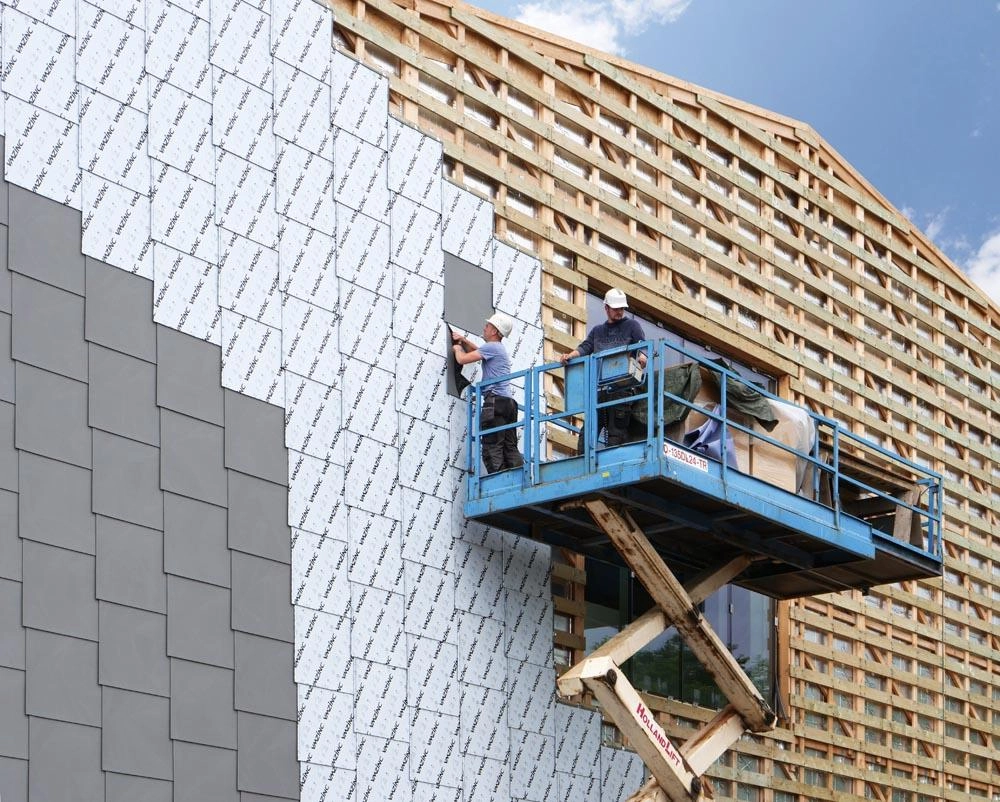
[{"left": 556, "top": 499, "right": 778, "bottom": 801}]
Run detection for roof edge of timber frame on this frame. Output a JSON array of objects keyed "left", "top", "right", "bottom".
[{"left": 407, "top": 0, "right": 1000, "bottom": 320}]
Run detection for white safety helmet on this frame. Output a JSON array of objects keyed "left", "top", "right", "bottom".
[
  {"left": 604, "top": 287, "right": 629, "bottom": 309},
  {"left": 486, "top": 312, "right": 514, "bottom": 338}
]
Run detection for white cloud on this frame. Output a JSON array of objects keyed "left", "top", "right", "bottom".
[
  {"left": 966, "top": 230, "right": 1000, "bottom": 305},
  {"left": 515, "top": 0, "right": 691, "bottom": 55},
  {"left": 924, "top": 207, "right": 948, "bottom": 242},
  {"left": 517, "top": 2, "right": 623, "bottom": 52}
]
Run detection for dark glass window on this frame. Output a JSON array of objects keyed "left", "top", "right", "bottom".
[{"left": 584, "top": 556, "right": 774, "bottom": 707}]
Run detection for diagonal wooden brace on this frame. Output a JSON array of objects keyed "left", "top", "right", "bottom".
[{"left": 582, "top": 498, "right": 776, "bottom": 733}]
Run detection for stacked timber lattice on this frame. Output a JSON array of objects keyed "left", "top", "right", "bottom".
[{"left": 331, "top": 0, "right": 1000, "bottom": 799}]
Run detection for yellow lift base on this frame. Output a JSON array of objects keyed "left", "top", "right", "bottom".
[{"left": 557, "top": 499, "right": 778, "bottom": 802}]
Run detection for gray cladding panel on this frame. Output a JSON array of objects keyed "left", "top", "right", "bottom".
[
  {"left": 231, "top": 553, "right": 294, "bottom": 643},
  {"left": 0, "top": 312, "right": 12, "bottom": 402},
  {"left": 0, "top": 667, "right": 28, "bottom": 759},
  {"left": 8, "top": 185, "right": 86, "bottom": 296},
  {"left": 11, "top": 274, "right": 88, "bottom": 381},
  {"left": 0, "top": 490, "right": 19, "bottom": 581},
  {"left": 85, "top": 259, "right": 157, "bottom": 363},
  {"left": 224, "top": 390, "right": 288, "bottom": 486},
  {"left": 234, "top": 633, "right": 296, "bottom": 721},
  {"left": 0, "top": 578, "right": 24, "bottom": 669},
  {"left": 156, "top": 325, "right": 225, "bottom": 425},
  {"left": 0, "top": 756, "right": 28, "bottom": 802},
  {"left": 236, "top": 713, "right": 299, "bottom": 799},
  {"left": 25, "top": 630, "right": 101, "bottom": 726},
  {"left": 167, "top": 576, "right": 235, "bottom": 668},
  {"left": 164, "top": 492, "right": 231, "bottom": 587},
  {"left": 88, "top": 344, "right": 159, "bottom": 445},
  {"left": 0, "top": 226, "right": 9, "bottom": 313},
  {"left": 174, "top": 741, "right": 240, "bottom": 802},
  {"left": 21, "top": 540, "right": 98, "bottom": 641},
  {"left": 92, "top": 430, "right": 164, "bottom": 530},
  {"left": 18, "top": 452, "right": 95, "bottom": 554},
  {"left": 443, "top": 252, "right": 494, "bottom": 334},
  {"left": 160, "top": 410, "right": 227, "bottom": 506},
  {"left": 228, "top": 471, "right": 291, "bottom": 563},
  {"left": 101, "top": 687, "right": 173, "bottom": 780},
  {"left": 13, "top": 363, "right": 91, "bottom": 468},
  {"left": 28, "top": 719, "right": 103, "bottom": 802},
  {"left": 96, "top": 516, "right": 167, "bottom": 614},
  {"left": 170, "top": 659, "right": 237, "bottom": 749},
  {"left": 98, "top": 602, "right": 170, "bottom": 697},
  {"left": 0, "top": 401, "right": 14, "bottom": 491}
]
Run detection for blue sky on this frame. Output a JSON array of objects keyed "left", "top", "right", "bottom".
[{"left": 471, "top": 0, "right": 1000, "bottom": 303}]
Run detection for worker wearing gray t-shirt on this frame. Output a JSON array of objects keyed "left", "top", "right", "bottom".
[{"left": 452, "top": 312, "right": 524, "bottom": 473}]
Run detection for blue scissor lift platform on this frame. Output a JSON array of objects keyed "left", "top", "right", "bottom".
[
  {"left": 463, "top": 341, "right": 943, "bottom": 601},
  {"left": 461, "top": 341, "right": 943, "bottom": 801}
]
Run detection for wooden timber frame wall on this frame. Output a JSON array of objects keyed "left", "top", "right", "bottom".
[{"left": 329, "top": 0, "right": 1000, "bottom": 799}]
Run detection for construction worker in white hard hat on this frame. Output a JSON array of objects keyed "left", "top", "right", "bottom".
[
  {"left": 560, "top": 287, "right": 646, "bottom": 366},
  {"left": 452, "top": 312, "right": 525, "bottom": 473},
  {"left": 560, "top": 287, "right": 648, "bottom": 448}
]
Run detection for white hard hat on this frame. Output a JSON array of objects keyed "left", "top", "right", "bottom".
[
  {"left": 604, "top": 288, "right": 629, "bottom": 308},
  {"left": 486, "top": 312, "right": 514, "bottom": 338}
]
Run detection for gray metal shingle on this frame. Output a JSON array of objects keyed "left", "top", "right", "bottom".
[
  {"left": 24, "top": 629, "right": 100, "bottom": 726},
  {"left": 0, "top": 312, "right": 12, "bottom": 403},
  {"left": 228, "top": 471, "right": 291, "bottom": 564},
  {"left": 21, "top": 541, "right": 98, "bottom": 640},
  {"left": 92, "top": 430, "right": 164, "bottom": 530},
  {"left": 8, "top": 185, "right": 86, "bottom": 296},
  {"left": 231, "top": 554, "right": 294, "bottom": 643},
  {"left": 174, "top": 741, "right": 239, "bottom": 802},
  {"left": 28, "top": 719, "right": 103, "bottom": 801},
  {"left": 0, "top": 667, "right": 28, "bottom": 758},
  {"left": 234, "top": 633, "right": 296, "bottom": 721},
  {"left": 160, "top": 410, "right": 227, "bottom": 507},
  {"left": 84, "top": 258, "right": 157, "bottom": 363},
  {"left": 99, "top": 602, "right": 169, "bottom": 697},
  {"left": 166, "top": 576, "right": 234, "bottom": 668},
  {"left": 156, "top": 326, "right": 224, "bottom": 425},
  {"left": 164, "top": 492, "right": 230, "bottom": 587},
  {"left": 0, "top": 578, "right": 24, "bottom": 669},
  {"left": 101, "top": 687, "right": 173, "bottom": 780},
  {"left": 223, "top": 390, "right": 288, "bottom": 486},
  {"left": 88, "top": 344, "right": 159, "bottom": 445},
  {"left": 18, "top": 452, "right": 95, "bottom": 555},
  {"left": 170, "top": 659, "right": 237, "bottom": 749},
  {"left": 236, "top": 713, "right": 299, "bottom": 799},
  {"left": 10, "top": 275, "right": 88, "bottom": 381},
  {"left": 0, "top": 489, "right": 18, "bottom": 581},
  {"left": 0, "top": 401, "right": 14, "bottom": 491},
  {"left": 95, "top": 516, "right": 167, "bottom": 614}
]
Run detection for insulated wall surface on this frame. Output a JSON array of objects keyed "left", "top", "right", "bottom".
[{"left": 0, "top": 0, "right": 645, "bottom": 799}]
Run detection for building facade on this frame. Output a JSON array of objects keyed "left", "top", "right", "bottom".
[
  {"left": 0, "top": 0, "right": 996, "bottom": 801},
  {"left": 329, "top": 2, "right": 1000, "bottom": 800}
]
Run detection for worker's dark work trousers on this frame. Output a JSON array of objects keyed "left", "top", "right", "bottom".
[
  {"left": 577, "top": 388, "right": 646, "bottom": 453},
  {"left": 480, "top": 394, "right": 524, "bottom": 473}
]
